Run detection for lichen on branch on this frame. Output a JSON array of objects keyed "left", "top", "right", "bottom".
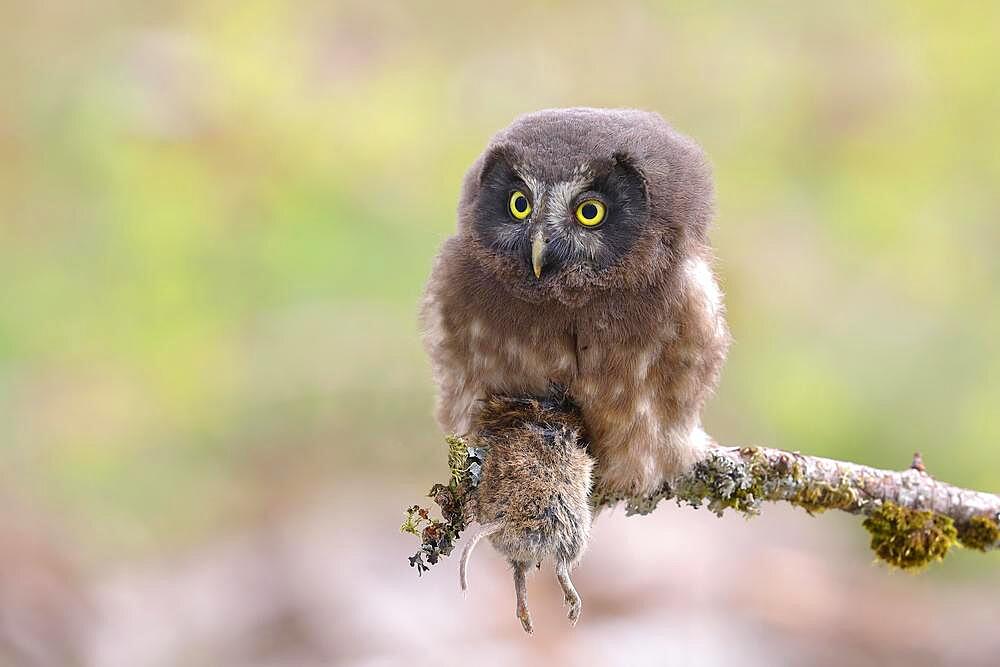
[
  {"left": 403, "top": 396, "right": 1000, "bottom": 573},
  {"left": 402, "top": 438, "right": 486, "bottom": 575}
]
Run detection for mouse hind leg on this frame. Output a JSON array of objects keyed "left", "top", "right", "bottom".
[
  {"left": 512, "top": 561, "right": 533, "bottom": 634},
  {"left": 555, "top": 559, "right": 582, "bottom": 625}
]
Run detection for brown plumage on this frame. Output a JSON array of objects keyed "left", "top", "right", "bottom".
[
  {"left": 421, "top": 107, "right": 730, "bottom": 497},
  {"left": 459, "top": 391, "right": 593, "bottom": 634}
]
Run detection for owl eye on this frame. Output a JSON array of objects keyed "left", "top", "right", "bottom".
[
  {"left": 575, "top": 199, "right": 606, "bottom": 227},
  {"left": 508, "top": 190, "right": 531, "bottom": 220}
]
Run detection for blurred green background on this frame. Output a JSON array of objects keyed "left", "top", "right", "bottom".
[{"left": 2, "top": 1, "right": 1000, "bottom": 664}]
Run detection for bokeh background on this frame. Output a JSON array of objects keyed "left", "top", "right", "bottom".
[{"left": 3, "top": 1, "right": 999, "bottom": 665}]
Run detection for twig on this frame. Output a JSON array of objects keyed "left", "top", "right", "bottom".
[{"left": 404, "top": 397, "right": 999, "bottom": 572}]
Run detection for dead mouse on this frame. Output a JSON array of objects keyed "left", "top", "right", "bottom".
[{"left": 460, "top": 391, "right": 594, "bottom": 634}]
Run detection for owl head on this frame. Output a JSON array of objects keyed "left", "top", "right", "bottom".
[{"left": 456, "top": 108, "right": 714, "bottom": 306}]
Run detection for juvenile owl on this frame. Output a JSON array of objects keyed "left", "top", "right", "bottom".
[{"left": 421, "top": 108, "right": 730, "bottom": 497}]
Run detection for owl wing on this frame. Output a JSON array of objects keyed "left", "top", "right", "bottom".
[
  {"left": 579, "top": 255, "right": 730, "bottom": 494},
  {"left": 419, "top": 242, "right": 484, "bottom": 436}
]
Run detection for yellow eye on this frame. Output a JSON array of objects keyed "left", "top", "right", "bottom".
[
  {"left": 509, "top": 190, "right": 531, "bottom": 220},
  {"left": 575, "top": 199, "right": 606, "bottom": 227}
]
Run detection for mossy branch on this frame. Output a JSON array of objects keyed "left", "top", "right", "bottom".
[
  {"left": 647, "top": 445, "right": 1000, "bottom": 568},
  {"left": 404, "top": 397, "right": 999, "bottom": 573}
]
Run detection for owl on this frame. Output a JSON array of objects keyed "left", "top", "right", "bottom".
[{"left": 421, "top": 108, "right": 730, "bottom": 497}]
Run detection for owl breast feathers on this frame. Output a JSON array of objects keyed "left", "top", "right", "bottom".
[{"left": 421, "top": 108, "right": 730, "bottom": 496}]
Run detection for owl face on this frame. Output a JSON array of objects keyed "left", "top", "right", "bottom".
[
  {"left": 457, "top": 108, "right": 714, "bottom": 304},
  {"left": 471, "top": 147, "right": 649, "bottom": 283}
]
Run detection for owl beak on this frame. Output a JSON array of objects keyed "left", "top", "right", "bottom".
[{"left": 531, "top": 229, "right": 547, "bottom": 279}]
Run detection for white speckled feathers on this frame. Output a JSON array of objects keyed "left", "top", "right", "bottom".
[{"left": 420, "top": 108, "right": 730, "bottom": 495}]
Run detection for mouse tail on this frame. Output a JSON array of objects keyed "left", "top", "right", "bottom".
[{"left": 459, "top": 523, "right": 500, "bottom": 591}]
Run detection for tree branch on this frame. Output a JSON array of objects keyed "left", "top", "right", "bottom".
[{"left": 403, "top": 396, "right": 1000, "bottom": 573}]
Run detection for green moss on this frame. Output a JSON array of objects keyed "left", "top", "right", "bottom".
[
  {"left": 956, "top": 515, "right": 1000, "bottom": 551},
  {"left": 791, "top": 481, "right": 857, "bottom": 515},
  {"left": 675, "top": 449, "right": 773, "bottom": 516},
  {"left": 862, "top": 502, "right": 958, "bottom": 570},
  {"left": 590, "top": 477, "right": 665, "bottom": 516},
  {"left": 624, "top": 490, "right": 668, "bottom": 516},
  {"left": 597, "top": 449, "right": 778, "bottom": 517},
  {"left": 403, "top": 435, "right": 486, "bottom": 575},
  {"left": 445, "top": 435, "right": 469, "bottom": 486},
  {"left": 590, "top": 487, "right": 628, "bottom": 511}
]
